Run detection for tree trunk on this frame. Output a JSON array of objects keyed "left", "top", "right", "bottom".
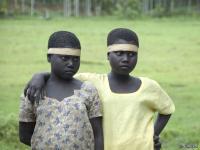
[
  {"left": 157, "top": 0, "right": 161, "bottom": 7},
  {"left": 31, "top": 0, "right": 35, "bottom": 16},
  {"left": 187, "top": 0, "right": 192, "bottom": 12},
  {"left": 143, "top": 0, "right": 148, "bottom": 13},
  {"left": 95, "top": 0, "right": 102, "bottom": 15},
  {"left": 86, "top": 0, "right": 91, "bottom": 16},
  {"left": 7, "top": 0, "right": 14, "bottom": 15},
  {"left": 64, "top": 0, "right": 67, "bottom": 17},
  {"left": 74, "top": 0, "right": 79, "bottom": 17},
  {"left": 21, "top": 0, "right": 25, "bottom": 13},
  {"left": 165, "top": 0, "right": 171, "bottom": 14},
  {"left": 14, "top": 0, "right": 19, "bottom": 11},
  {"left": 149, "top": 0, "right": 153, "bottom": 11},
  {"left": 170, "top": 0, "right": 174, "bottom": 12},
  {"left": 68, "top": 0, "right": 72, "bottom": 16},
  {"left": 197, "top": 0, "right": 200, "bottom": 11},
  {"left": 64, "top": 0, "right": 71, "bottom": 17}
]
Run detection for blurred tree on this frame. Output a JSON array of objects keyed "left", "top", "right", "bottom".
[
  {"left": 64, "top": 0, "right": 71, "bottom": 17},
  {"left": 1, "top": 0, "right": 200, "bottom": 17},
  {"left": 74, "top": 0, "right": 79, "bottom": 16},
  {"left": 21, "top": 0, "right": 25, "bottom": 13},
  {"left": 197, "top": 0, "right": 200, "bottom": 11},
  {"left": 31, "top": 0, "right": 35, "bottom": 16},
  {"left": 0, "top": 0, "right": 7, "bottom": 16},
  {"left": 86, "top": 0, "right": 91, "bottom": 16}
]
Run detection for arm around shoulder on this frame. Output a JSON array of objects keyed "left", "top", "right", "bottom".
[{"left": 24, "top": 72, "right": 50, "bottom": 102}]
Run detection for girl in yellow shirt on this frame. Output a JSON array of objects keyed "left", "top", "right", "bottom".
[{"left": 24, "top": 28, "right": 175, "bottom": 150}]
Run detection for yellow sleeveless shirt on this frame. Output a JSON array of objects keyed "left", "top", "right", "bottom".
[{"left": 75, "top": 73, "right": 175, "bottom": 150}]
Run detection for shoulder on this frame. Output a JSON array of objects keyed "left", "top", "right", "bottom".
[
  {"left": 139, "top": 77, "right": 162, "bottom": 90},
  {"left": 81, "top": 81, "right": 98, "bottom": 94},
  {"left": 20, "top": 94, "right": 32, "bottom": 105},
  {"left": 79, "top": 81, "right": 101, "bottom": 104},
  {"left": 75, "top": 72, "right": 105, "bottom": 80},
  {"left": 20, "top": 93, "right": 39, "bottom": 110}
]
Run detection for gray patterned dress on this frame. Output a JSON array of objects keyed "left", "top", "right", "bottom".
[{"left": 19, "top": 81, "right": 102, "bottom": 150}]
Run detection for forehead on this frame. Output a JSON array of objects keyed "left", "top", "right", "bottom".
[
  {"left": 109, "top": 51, "right": 136, "bottom": 55},
  {"left": 53, "top": 54, "right": 80, "bottom": 57},
  {"left": 113, "top": 39, "right": 135, "bottom": 44}
]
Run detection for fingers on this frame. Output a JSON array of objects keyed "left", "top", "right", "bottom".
[
  {"left": 154, "top": 135, "right": 159, "bottom": 143},
  {"left": 26, "top": 87, "right": 31, "bottom": 101},
  {"left": 29, "top": 87, "right": 36, "bottom": 102},
  {"left": 154, "top": 142, "right": 161, "bottom": 150},
  {"left": 35, "top": 89, "right": 41, "bottom": 105},
  {"left": 34, "top": 89, "right": 41, "bottom": 100},
  {"left": 41, "top": 88, "right": 46, "bottom": 99},
  {"left": 26, "top": 86, "right": 44, "bottom": 105},
  {"left": 154, "top": 135, "right": 161, "bottom": 150},
  {"left": 24, "top": 83, "right": 30, "bottom": 96}
]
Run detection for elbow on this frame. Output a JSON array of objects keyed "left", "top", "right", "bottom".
[
  {"left": 19, "top": 135, "right": 25, "bottom": 143},
  {"left": 19, "top": 134, "right": 31, "bottom": 146},
  {"left": 94, "top": 133, "right": 104, "bottom": 150}
]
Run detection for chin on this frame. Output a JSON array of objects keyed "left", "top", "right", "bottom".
[
  {"left": 61, "top": 75, "right": 74, "bottom": 80},
  {"left": 116, "top": 71, "right": 130, "bottom": 76},
  {"left": 121, "top": 73, "right": 130, "bottom": 76},
  {"left": 119, "top": 70, "right": 132, "bottom": 75}
]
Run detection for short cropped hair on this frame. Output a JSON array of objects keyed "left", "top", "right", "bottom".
[
  {"left": 48, "top": 31, "right": 81, "bottom": 49},
  {"left": 107, "top": 28, "right": 139, "bottom": 47}
]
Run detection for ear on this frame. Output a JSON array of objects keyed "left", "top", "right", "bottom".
[
  {"left": 107, "top": 52, "right": 110, "bottom": 60},
  {"left": 47, "top": 54, "right": 51, "bottom": 63}
]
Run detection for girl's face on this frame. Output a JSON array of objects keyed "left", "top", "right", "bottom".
[
  {"left": 49, "top": 54, "right": 80, "bottom": 80},
  {"left": 108, "top": 51, "right": 138, "bottom": 75},
  {"left": 107, "top": 39, "right": 138, "bottom": 75}
]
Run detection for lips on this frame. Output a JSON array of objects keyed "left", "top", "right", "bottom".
[
  {"left": 120, "top": 65, "right": 130, "bottom": 69},
  {"left": 64, "top": 69, "right": 75, "bottom": 74}
]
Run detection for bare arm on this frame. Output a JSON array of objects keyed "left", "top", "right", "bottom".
[
  {"left": 154, "top": 114, "right": 171, "bottom": 136},
  {"left": 19, "top": 122, "right": 36, "bottom": 146},
  {"left": 154, "top": 114, "right": 171, "bottom": 150},
  {"left": 24, "top": 72, "right": 50, "bottom": 102},
  {"left": 90, "top": 117, "right": 104, "bottom": 150}
]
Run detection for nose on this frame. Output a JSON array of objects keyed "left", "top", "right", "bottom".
[
  {"left": 122, "top": 54, "right": 129, "bottom": 62},
  {"left": 66, "top": 58, "right": 73, "bottom": 67}
]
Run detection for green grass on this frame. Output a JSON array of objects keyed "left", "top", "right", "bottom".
[{"left": 0, "top": 16, "right": 200, "bottom": 150}]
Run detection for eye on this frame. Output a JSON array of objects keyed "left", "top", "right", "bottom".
[
  {"left": 115, "top": 51, "right": 123, "bottom": 56},
  {"left": 73, "top": 57, "right": 79, "bottom": 62},
  {"left": 58, "top": 55, "right": 69, "bottom": 61},
  {"left": 128, "top": 52, "right": 137, "bottom": 57},
  {"left": 60, "top": 56, "right": 67, "bottom": 61}
]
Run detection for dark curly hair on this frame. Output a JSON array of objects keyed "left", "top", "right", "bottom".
[
  {"left": 48, "top": 31, "right": 81, "bottom": 49},
  {"left": 107, "top": 28, "right": 139, "bottom": 47}
]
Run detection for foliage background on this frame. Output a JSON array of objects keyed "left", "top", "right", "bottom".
[{"left": 0, "top": 0, "right": 200, "bottom": 18}]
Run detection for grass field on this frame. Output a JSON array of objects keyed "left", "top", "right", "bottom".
[{"left": 0, "top": 16, "right": 200, "bottom": 150}]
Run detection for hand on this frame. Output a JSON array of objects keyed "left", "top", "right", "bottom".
[
  {"left": 23, "top": 74, "right": 46, "bottom": 103},
  {"left": 154, "top": 135, "right": 161, "bottom": 150}
]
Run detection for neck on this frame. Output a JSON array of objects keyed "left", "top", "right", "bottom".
[
  {"left": 109, "top": 71, "right": 131, "bottom": 82},
  {"left": 49, "top": 72, "right": 74, "bottom": 84}
]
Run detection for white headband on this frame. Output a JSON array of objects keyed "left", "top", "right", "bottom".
[
  {"left": 48, "top": 48, "right": 81, "bottom": 56},
  {"left": 108, "top": 44, "right": 138, "bottom": 52}
]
